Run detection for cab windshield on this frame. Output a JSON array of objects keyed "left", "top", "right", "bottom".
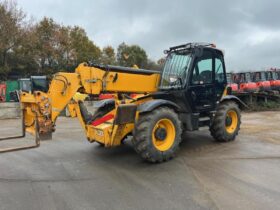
[{"left": 160, "top": 51, "right": 192, "bottom": 89}]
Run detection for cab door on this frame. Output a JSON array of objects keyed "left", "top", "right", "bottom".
[
  {"left": 186, "top": 49, "right": 227, "bottom": 113},
  {"left": 187, "top": 49, "right": 216, "bottom": 112},
  {"left": 214, "top": 51, "right": 227, "bottom": 101}
]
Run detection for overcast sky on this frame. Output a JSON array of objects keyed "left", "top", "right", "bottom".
[{"left": 17, "top": 0, "right": 280, "bottom": 71}]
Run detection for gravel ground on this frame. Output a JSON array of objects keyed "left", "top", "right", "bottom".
[{"left": 0, "top": 111, "right": 280, "bottom": 210}]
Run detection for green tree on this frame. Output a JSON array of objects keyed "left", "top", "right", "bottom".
[
  {"left": 69, "top": 26, "right": 101, "bottom": 69},
  {"left": 32, "top": 17, "right": 60, "bottom": 74},
  {"left": 0, "top": 1, "right": 159, "bottom": 79},
  {"left": 32, "top": 20, "right": 101, "bottom": 74},
  {"left": 56, "top": 26, "right": 72, "bottom": 71},
  {"left": 100, "top": 46, "right": 116, "bottom": 65},
  {"left": 0, "top": 0, "right": 26, "bottom": 79},
  {"left": 117, "top": 42, "right": 148, "bottom": 68},
  {"left": 11, "top": 26, "right": 39, "bottom": 77}
]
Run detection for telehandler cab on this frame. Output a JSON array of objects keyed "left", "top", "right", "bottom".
[{"left": 0, "top": 43, "right": 244, "bottom": 162}]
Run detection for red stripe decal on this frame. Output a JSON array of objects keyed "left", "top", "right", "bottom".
[{"left": 92, "top": 114, "right": 114, "bottom": 126}]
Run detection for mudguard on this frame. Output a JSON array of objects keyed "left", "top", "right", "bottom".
[
  {"left": 137, "top": 99, "right": 181, "bottom": 113},
  {"left": 221, "top": 95, "right": 248, "bottom": 110}
]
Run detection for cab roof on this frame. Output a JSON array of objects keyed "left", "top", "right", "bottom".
[{"left": 165, "top": 42, "right": 223, "bottom": 55}]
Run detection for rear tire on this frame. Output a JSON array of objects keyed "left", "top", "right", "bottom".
[
  {"left": 210, "top": 101, "right": 241, "bottom": 142},
  {"left": 132, "top": 107, "right": 182, "bottom": 163}
]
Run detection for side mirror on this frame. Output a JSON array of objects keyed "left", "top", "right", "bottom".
[
  {"left": 169, "top": 76, "right": 178, "bottom": 83},
  {"left": 169, "top": 76, "right": 183, "bottom": 86}
]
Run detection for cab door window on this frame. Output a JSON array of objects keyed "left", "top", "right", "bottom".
[
  {"left": 191, "top": 51, "right": 213, "bottom": 85},
  {"left": 214, "top": 52, "right": 227, "bottom": 100},
  {"left": 215, "top": 55, "right": 226, "bottom": 83}
]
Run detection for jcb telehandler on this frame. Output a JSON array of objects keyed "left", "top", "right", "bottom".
[{"left": 0, "top": 43, "right": 245, "bottom": 162}]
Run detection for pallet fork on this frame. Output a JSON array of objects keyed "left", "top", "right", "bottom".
[{"left": 0, "top": 110, "right": 40, "bottom": 153}]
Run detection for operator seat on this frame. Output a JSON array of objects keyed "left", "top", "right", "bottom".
[{"left": 199, "top": 70, "right": 212, "bottom": 84}]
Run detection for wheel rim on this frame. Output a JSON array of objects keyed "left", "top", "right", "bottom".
[
  {"left": 152, "top": 118, "right": 176, "bottom": 151},
  {"left": 225, "top": 110, "right": 238, "bottom": 134}
]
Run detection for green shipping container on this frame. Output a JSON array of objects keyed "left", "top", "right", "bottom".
[{"left": 5, "top": 80, "right": 19, "bottom": 102}]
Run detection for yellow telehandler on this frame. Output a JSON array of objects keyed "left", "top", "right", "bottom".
[{"left": 0, "top": 43, "right": 245, "bottom": 162}]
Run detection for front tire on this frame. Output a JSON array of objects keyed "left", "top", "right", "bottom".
[
  {"left": 132, "top": 107, "right": 182, "bottom": 163},
  {"left": 210, "top": 101, "right": 241, "bottom": 142}
]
